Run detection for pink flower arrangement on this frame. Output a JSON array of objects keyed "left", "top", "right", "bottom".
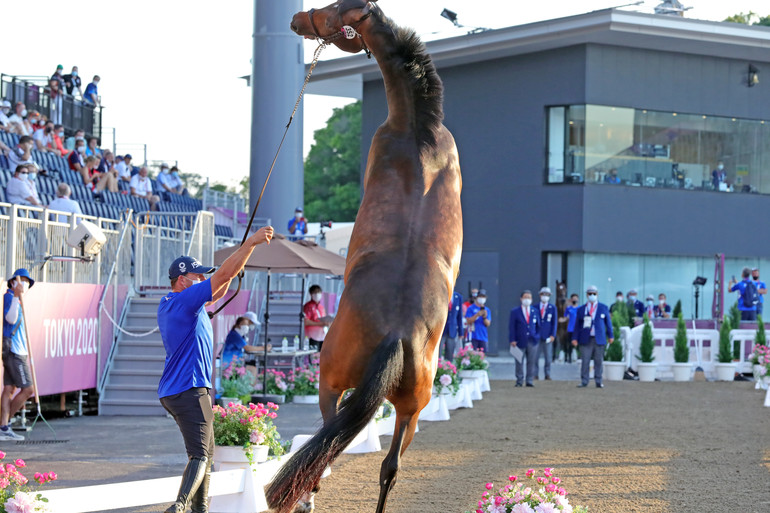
[
  {"left": 254, "top": 369, "right": 289, "bottom": 395},
  {"left": 212, "top": 402, "right": 285, "bottom": 464},
  {"left": 220, "top": 361, "right": 255, "bottom": 400},
  {"left": 288, "top": 366, "right": 321, "bottom": 397},
  {"left": 0, "top": 451, "right": 57, "bottom": 513},
  {"left": 433, "top": 358, "right": 460, "bottom": 395},
  {"left": 454, "top": 346, "right": 490, "bottom": 371},
  {"left": 464, "top": 468, "right": 588, "bottom": 513}
]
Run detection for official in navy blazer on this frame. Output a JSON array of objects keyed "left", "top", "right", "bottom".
[
  {"left": 508, "top": 290, "right": 540, "bottom": 387},
  {"left": 571, "top": 285, "right": 614, "bottom": 388},
  {"left": 536, "top": 287, "right": 558, "bottom": 380},
  {"left": 441, "top": 290, "right": 464, "bottom": 360}
]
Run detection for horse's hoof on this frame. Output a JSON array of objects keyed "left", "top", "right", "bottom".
[{"left": 291, "top": 491, "right": 315, "bottom": 513}]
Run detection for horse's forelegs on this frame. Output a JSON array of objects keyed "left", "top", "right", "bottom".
[{"left": 375, "top": 413, "right": 418, "bottom": 513}]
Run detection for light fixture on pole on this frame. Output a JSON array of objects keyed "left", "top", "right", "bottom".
[
  {"left": 748, "top": 64, "right": 759, "bottom": 87},
  {"left": 440, "top": 8, "right": 460, "bottom": 27}
]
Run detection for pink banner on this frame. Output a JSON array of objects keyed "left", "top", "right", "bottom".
[{"left": 2, "top": 283, "right": 106, "bottom": 396}]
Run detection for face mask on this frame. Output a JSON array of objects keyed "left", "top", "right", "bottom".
[
  {"left": 21, "top": 109, "right": 27, "bottom": 117},
  {"left": 571, "top": 300, "right": 578, "bottom": 305},
  {"left": 540, "top": 295, "right": 549, "bottom": 303},
  {"left": 616, "top": 296, "right": 624, "bottom": 302},
  {"left": 184, "top": 275, "right": 202, "bottom": 286},
  {"left": 162, "top": 169, "right": 169, "bottom": 174},
  {"left": 311, "top": 293, "right": 322, "bottom": 303},
  {"left": 39, "top": 120, "right": 46, "bottom": 127},
  {"left": 477, "top": 297, "right": 487, "bottom": 306},
  {"left": 647, "top": 300, "right": 654, "bottom": 307},
  {"left": 717, "top": 164, "right": 724, "bottom": 170},
  {"left": 57, "top": 131, "right": 64, "bottom": 138},
  {"left": 629, "top": 295, "right": 637, "bottom": 302},
  {"left": 172, "top": 171, "right": 179, "bottom": 177},
  {"left": 19, "top": 173, "right": 28, "bottom": 181},
  {"left": 659, "top": 300, "right": 666, "bottom": 306},
  {"left": 28, "top": 172, "right": 37, "bottom": 181},
  {"left": 72, "top": 71, "right": 78, "bottom": 77},
  {"left": 17, "top": 279, "right": 29, "bottom": 293},
  {"left": 295, "top": 213, "right": 302, "bottom": 219},
  {"left": 78, "top": 146, "right": 85, "bottom": 153},
  {"left": 587, "top": 294, "right": 598, "bottom": 303},
  {"left": 236, "top": 325, "right": 249, "bottom": 337},
  {"left": 753, "top": 276, "right": 759, "bottom": 281},
  {"left": 522, "top": 298, "right": 532, "bottom": 307}
]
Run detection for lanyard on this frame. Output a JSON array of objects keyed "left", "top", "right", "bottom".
[{"left": 588, "top": 303, "right": 597, "bottom": 318}]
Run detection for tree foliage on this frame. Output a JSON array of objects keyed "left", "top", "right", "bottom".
[
  {"left": 718, "top": 316, "right": 733, "bottom": 363},
  {"left": 606, "top": 311, "right": 625, "bottom": 362},
  {"left": 674, "top": 313, "right": 690, "bottom": 363},
  {"left": 637, "top": 314, "right": 655, "bottom": 363},
  {"left": 672, "top": 299, "right": 682, "bottom": 319},
  {"left": 724, "top": 12, "right": 770, "bottom": 26},
  {"left": 757, "top": 314, "right": 767, "bottom": 346},
  {"left": 304, "top": 101, "right": 362, "bottom": 223}
]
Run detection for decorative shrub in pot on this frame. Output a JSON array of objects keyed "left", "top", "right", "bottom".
[
  {"left": 636, "top": 314, "right": 657, "bottom": 382},
  {"left": 671, "top": 313, "right": 692, "bottom": 382}
]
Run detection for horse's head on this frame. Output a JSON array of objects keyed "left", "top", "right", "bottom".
[{"left": 291, "top": 0, "right": 378, "bottom": 54}]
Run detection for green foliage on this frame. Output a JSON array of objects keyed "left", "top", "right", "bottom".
[
  {"left": 672, "top": 299, "right": 682, "bottom": 319},
  {"left": 758, "top": 15, "right": 770, "bottom": 26},
  {"left": 757, "top": 314, "right": 767, "bottom": 346},
  {"left": 729, "top": 302, "right": 741, "bottom": 331},
  {"left": 673, "top": 313, "right": 690, "bottom": 363},
  {"left": 724, "top": 11, "right": 770, "bottom": 26},
  {"left": 304, "top": 101, "right": 362, "bottom": 222},
  {"left": 606, "top": 311, "right": 625, "bottom": 362},
  {"left": 637, "top": 314, "right": 655, "bottom": 363},
  {"left": 718, "top": 317, "right": 734, "bottom": 363}
]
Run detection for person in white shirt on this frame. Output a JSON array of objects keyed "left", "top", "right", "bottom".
[
  {"left": 32, "top": 121, "right": 55, "bottom": 153},
  {"left": 0, "top": 100, "right": 11, "bottom": 129},
  {"left": 7, "top": 137, "right": 35, "bottom": 170},
  {"left": 47, "top": 183, "right": 83, "bottom": 223},
  {"left": 5, "top": 165, "right": 41, "bottom": 206},
  {"left": 130, "top": 166, "right": 160, "bottom": 210},
  {"left": 115, "top": 154, "right": 133, "bottom": 182},
  {"left": 7, "top": 103, "right": 28, "bottom": 135}
]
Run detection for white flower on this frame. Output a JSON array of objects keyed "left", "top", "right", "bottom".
[
  {"left": 535, "top": 503, "right": 557, "bottom": 513},
  {"left": 487, "top": 504, "right": 507, "bottom": 513},
  {"left": 461, "top": 357, "right": 471, "bottom": 367},
  {"left": 439, "top": 374, "right": 452, "bottom": 387},
  {"left": 511, "top": 504, "right": 535, "bottom": 513},
  {"left": 277, "top": 381, "right": 288, "bottom": 392}
]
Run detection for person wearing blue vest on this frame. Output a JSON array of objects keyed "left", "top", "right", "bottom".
[
  {"left": 751, "top": 268, "right": 767, "bottom": 316},
  {"left": 729, "top": 267, "right": 758, "bottom": 321},
  {"left": 157, "top": 225, "right": 273, "bottom": 513},
  {"left": 465, "top": 290, "right": 492, "bottom": 353},
  {"left": 571, "top": 285, "right": 614, "bottom": 388},
  {"left": 509, "top": 290, "right": 540, "bottom": 387},
  {"left": 1, "top": 269, "right": 36, "bottom": 442},
  {"left": 441, "top": 290, "right": 463, "bottom": 360},
  {"left": 536, "top": 287, "right": 558, "bottom": 380}
]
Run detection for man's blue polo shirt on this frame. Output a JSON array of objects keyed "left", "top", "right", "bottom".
[
  {"left": 157, "top": 279, "right": 213, "bottom": 398},
  {"left": 731, "top": 279, "right": 758, "bottom": 312},
  {"left": 465, "top": 303, "right": 491, "bottom": 342}
]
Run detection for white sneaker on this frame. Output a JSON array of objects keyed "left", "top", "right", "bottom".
[{"left": 0, "top": 429, "right": 24, "bottom": 441}]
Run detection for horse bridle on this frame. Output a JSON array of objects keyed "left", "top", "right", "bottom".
[{"left": 307, "top": 1, "right": 377, "bottom": 58}]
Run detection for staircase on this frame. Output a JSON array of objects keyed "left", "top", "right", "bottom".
[
  {"left": 264, "top": 291, "right": 304, "bottom": 347},
  {"left": 99, "top": 295, "right": 167, "bottom": 416}
]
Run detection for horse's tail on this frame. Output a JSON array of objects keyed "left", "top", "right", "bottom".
[{"left": 265, "top": 333, "right": 404, "bottom": 513}]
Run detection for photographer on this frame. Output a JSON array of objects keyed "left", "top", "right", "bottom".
[
  {"left": 287, "top": 207, "right": 308, "bottom": 241},
  {"left": 464, "top": 289, "right": 492, "bottom": 353}
]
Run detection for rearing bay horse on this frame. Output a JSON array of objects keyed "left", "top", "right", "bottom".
[{"left": 267, "top": 1, "right": 462, "bottom": 512}]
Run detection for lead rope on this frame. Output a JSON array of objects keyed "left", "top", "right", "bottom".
[{"left": 208, "top": 42, "right": 329, "bottom": 319}]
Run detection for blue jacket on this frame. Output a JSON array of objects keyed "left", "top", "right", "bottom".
[
  {"left": 537, "top": 302, "right": 557, "bottom": 341},
  {"left": 572, "top": 302, "right": 614, "bottom": 346},
  {"left": 508, "top": 305, "right": 539, "bottom": 350},
  {"left": 731, "top": 279, "right": 758, "bottom": 311},
  {"left": 443, "top": 291, "right": 464, "bottom": 338}
]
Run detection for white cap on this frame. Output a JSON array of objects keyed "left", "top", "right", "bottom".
[
  {"left": 539, "top": 287, "right": 552, "bottom": 295},
  {"left": 1, "top": 100, "right": 10, "bottom": 108},
  {"left": 243, "top": 311, "right": 259, "bottom": 325},
  {"left": 586, "top": 285, "right": 598, "bottom": 294}
]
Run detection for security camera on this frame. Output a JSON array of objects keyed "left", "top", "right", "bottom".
[{"left": 67, "top": 220, "right": 107, "bottom": 257}]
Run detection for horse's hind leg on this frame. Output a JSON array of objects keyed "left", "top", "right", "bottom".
[{"left": 375, "top": 412, "right": 418, "bottom": 513}]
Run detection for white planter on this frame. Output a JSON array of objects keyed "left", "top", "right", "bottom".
[
  {"left": 292, "top": 394, "right": 320, "bottom": 404},
  {"left": 217, "top": 397, "right": 242, "bottom": 407},
  {"left": 604, "top": 361, "right": 626, "bottom": 381},
  {"left": 714, "top": 362, "right": 735, "bottom": 382},
  {"left": 671, "top": 363, "right": 692, "bottom": 382},
  {"left": 637, "top": 362, "right": 658, "bottom": 382},
  {"left": 213, "top": 444, "right": 268, "bottom": 472},
  {"left": 458, "top": 369, "right": 490, "bottom": 392}
]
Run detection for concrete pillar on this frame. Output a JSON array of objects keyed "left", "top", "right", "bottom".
[{"left": 250, "top": 0, "right": 304, "bottom": 233}]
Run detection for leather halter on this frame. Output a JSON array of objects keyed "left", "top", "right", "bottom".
[{"left": 306, "top": 2, "right": 375, "bottom": 58}]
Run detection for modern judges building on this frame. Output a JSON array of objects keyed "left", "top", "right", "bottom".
[{"left": 307, "top": 8, "right": 770, "bottom": 353}]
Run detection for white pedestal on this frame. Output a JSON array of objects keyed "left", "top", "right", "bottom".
[
  {"left": 210, "top": 458, "right": 283, "bottom": 513},
  {"left": 343, "top": 419, "right": 381, "bottom": 454},
  {"left": 458, "top": 370, "right": 490, "bottom": 392},
  {"left": 461, "top": 377, "right": 483, "bottom": 400},
  {"left": 419, "top": 394, "right": 450, "bottom": 421},
  {"left": 376, "top": 415, "right": 419, "bottom": 437},
  {"left": 446, "top": 383, "right": 474, "bottom": 410}
]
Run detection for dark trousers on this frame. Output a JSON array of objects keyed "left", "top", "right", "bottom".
[
  {"left": 537, "top": 339, "right": 552, "bottom": 378},
  {"left": 741, "top": 310, "right": 757, "bottom": 321},
  {"left": 160, "top": 388, "right": 214, "bottom": 460},
  {"left": 471, "top": 339, "right": 488, "bottom": 353},
  {"left": 515, "top": 342, "right": 539, "bottom": 385},
  {"left": 441, "top": 335, "right": 458, "bottom": 361},
  {"left": 580, "top": 337, "right": 604, "bottom": 385},
  {"left": 309, "top": 338, "right": 323, "bottom": 352}
]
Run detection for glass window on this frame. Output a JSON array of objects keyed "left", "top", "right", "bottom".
[{"left": 546, "top": 105, "right": 770, "bottom": 194}]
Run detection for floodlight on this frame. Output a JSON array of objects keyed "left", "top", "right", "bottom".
[
  {"left": 67, "top": 220, "right": 107, "bottom": 256},
  {"left": 440, "top": 8, "right": 459, "bottom": 26}
]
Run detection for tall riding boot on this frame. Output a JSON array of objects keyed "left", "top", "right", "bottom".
[
  {"left": 165, "top": 456, "right": 208, "bottom": 513},
  {"left": 190, "top": 464, "right": 211, "bottom": 513}
]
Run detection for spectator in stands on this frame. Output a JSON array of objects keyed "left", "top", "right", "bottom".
[
  {"left": 8, "top": 136, "right": 35, "bottom": 170},
  {"left": 0, "top": 139, "right": 10, "bottom": 156},
  {"left": 115, "top": 154, "right": 132, "bottom": 182},
  {"left": 7, "top": 103, "right": 29, "bottom": 135},
  {"left": 47, "top": 183, "right": 82, "bottom": 222},
  {"left": 169, "top": 167, "right": 187, "bottom": 195},
  {"left": 288, "top": 207, "right": 308, "bottom": 240},
  {"left": 84, "top": 76, "right": 100, "bottom": 106},
  {"left": 27, "top": 112, "right": 42, "bottom": 134},
  {"left": 130, "top": 166, "right": 160, "bottom": 210},
  {"left": 5, "top": 165, "right": 41, "bottom": 206},
  {"left": 63, "top": 66, "right": 83, "bottom": 98},
  {"left": 33, "top": 121, "right": 57, "bottom": 155},
  {"left": 85, "top": 137, "right": 101, "bottom": 157},
  {"left": 654, "top": 293, "right": 672, "bottom": 319},
  {"left": 79, "top": 155, "right": 118, "bottom": 194},
  {"left": 69, "top": 138, "right": 86, "bottom": 172},
  {"left": 49, "top": 66, "right": 65, "bottom": 124},
  {"left": 158, "top": 165, "right": 187, "bottom": 196},
  {"left": 65, "top": 129, "right": 84, "bottom": 151},
  {"left": 97, "top": 151, "right": 115, "bottom": 174},
  {"left": 50, "top": 65, "right": 65, "bottom": 92},
  {"left": 0, "top": 100, "right": 11, "bottom": 130},
  {"left": 52, "top": 125, "right": 70, "bottom": 157}
]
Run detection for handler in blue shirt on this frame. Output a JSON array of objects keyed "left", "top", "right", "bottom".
[
  {"left": 571, "top": 285, "right": 614, "bottom": 388},
  {"left": 157, "top": 225, "right": 273, "bottom": 513},
  {"left": 465, "top": 290, "right": 492, "bottom": 353},
  {"left": 536, "top": 287, "right": 558, "bottom": 380},
  {"left": 561, "top": 293, "right": 579, "bottom": 363},
  {"left": 729, "top": 267, "right": 758, "bottom": 321},
  {"left": 752, "top": 268, "right": 767, "bottom": 316},
  {"left": 441, "top": 290, "right": 463, "bottom": 360},
  {"left": 508, "top": 290, "right": 539, "bottom": 387}
]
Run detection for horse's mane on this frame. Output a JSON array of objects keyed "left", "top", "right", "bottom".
[{"left": 371, "top": 9, "right": 444, "bottom": 146}]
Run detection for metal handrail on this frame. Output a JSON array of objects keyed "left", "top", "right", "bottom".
[{"left": 96, "top": 210, "right": 134, "bottom": 393}]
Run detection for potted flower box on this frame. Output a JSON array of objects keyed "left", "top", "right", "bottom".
[
  {"left": 212, "top": 401, "right": 285, "bottom": 470},
  {"left": 454, "top": 347, "right": 491, "bottom": 392},
  {"left": 288, "top": 365, "right": 320, "bottom": 404}
]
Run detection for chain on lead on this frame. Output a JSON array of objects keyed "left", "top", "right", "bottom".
[{"left": 287, "top": 42, "right": 328, "bottom": 127}]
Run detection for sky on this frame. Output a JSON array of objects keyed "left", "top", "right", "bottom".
[{"left": 2, "top": 0, "right": 768, "bottom": 189}]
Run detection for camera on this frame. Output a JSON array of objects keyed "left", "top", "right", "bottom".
[{"left": 320, "top": 220, "right": 333, "bottom": 229}]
